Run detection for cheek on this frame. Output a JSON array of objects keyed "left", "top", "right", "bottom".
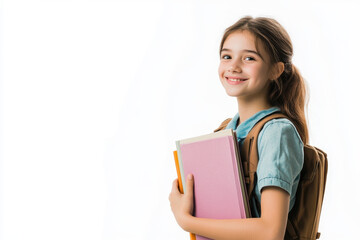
[
  {"left": 249, "top": 65, "right": 268, "bottom": 79},
  {"left": 218, "top": 64, "right": 225, "bottom": 77}
]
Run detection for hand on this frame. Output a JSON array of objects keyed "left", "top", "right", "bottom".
[{"left": 168, "top": 174, "right": 194, "bottom": 230}]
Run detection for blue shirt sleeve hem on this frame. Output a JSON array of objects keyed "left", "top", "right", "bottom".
[{"left": 257, "top": 177, "right": 292, "bottom": 195}]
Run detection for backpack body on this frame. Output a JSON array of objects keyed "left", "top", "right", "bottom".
[{"left": 214, "top": 112, "right": 328, "bottom": 240}]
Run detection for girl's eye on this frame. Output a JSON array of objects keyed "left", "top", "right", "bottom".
[
  {"left": 244, "top": 56, "right": 255, "bottom": 61},
  {"left": 221, "top": 55, "right": 255, "bottom": 61}
]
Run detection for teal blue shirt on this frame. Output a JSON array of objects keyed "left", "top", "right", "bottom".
[{"left": 225, "top": 107, "right": 304, "bottom": 217}]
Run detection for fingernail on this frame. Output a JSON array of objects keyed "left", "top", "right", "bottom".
[{"left": 187, "top": 174, "right": 193, "bottom": 180}]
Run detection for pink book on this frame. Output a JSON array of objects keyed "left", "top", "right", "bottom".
[{"left": 175, "top": 129, "right": 251, "bottom": 240}]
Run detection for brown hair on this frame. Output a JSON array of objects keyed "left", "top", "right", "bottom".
[{"left": 219, "top": 16, "right": 309, "bottom": 144}]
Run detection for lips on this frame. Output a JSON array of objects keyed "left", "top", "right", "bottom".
[
  {"left": 225, "top": 77, "right": 248, "bottom": 85},
  {"left": 227, "top": 78, "right": 247, "bottom": 81}
]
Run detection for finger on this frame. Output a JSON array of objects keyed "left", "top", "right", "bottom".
[
  {"left": 185, "top": 174, "right": 194, "bottom": 199},
  {"left": 171, "top": 179, "right": 179, "bottom": 193},
  {"left": 168, "top": 192, "right": 173, "bottom": 202}
]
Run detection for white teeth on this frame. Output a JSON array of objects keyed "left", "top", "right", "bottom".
[{"left": 228, "top": 78, "right": 244, "bottom": 82}]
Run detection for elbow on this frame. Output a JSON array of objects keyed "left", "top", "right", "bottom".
[
  {"left": 264, "top": 231, "right": 285, "bottom": 240},
  {"left": 266, "top": 227, "right": 286, "bottom": 240},
  {"left": 262, "top": 221, "right": 286, "bottom": 240},
  {"left": 270, "top": 234, "right": 285, "bottom": 240}
]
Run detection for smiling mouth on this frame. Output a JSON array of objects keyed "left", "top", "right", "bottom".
[{"left": 226, "top": 77, "right": 248, "bottom": 82}]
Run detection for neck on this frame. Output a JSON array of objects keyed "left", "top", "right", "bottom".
[{"left": 236, "top": 97, "right": 272, "bottom": 126}]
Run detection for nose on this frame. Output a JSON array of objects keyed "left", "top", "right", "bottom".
[{"left": 228, "top": 62, "right": 242, "bottom": 73}]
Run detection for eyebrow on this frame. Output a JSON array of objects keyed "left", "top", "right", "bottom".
[{"left": 220, "top": 48, "right": 263, "bottom": 60}]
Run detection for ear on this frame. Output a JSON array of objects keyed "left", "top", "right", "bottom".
[{"left": 270, "top": 62, "right": 285, "bottom": 80}]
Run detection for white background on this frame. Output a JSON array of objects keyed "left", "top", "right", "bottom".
[{"left": 1, "top": 0, "right": 359, "bottom": 239}]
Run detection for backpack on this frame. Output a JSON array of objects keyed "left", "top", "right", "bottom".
[{"left": 214, "top": 112, "right": 328, "bottom": 240}]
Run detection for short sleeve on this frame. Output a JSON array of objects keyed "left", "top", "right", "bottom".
[{"left": 256, "top": 119, "right": 304, "bottom": 197}]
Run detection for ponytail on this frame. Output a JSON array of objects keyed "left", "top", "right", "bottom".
[{"left": 268, "top": 63, "right": 309, "bottom": 144}]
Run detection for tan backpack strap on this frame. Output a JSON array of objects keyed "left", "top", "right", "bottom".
[
  {"left": 241, "top": 112, "right": 287, "bottom": 196},
  {"left": 214, "top": 118, "right": 232, "bottom": 132}
]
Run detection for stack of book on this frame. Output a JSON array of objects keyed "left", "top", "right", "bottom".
[{"left": 173, "top": 129, "right": 251, "bottom": 240}]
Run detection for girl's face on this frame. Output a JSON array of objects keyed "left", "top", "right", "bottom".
[{"left": 218, "top": 30, "right": 273, "bottom": 102}]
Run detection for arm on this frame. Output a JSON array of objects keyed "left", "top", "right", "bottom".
[{"left": 169, "top": 175, "right": 289, "bottom": 240}]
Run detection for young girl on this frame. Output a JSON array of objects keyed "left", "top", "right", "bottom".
[{"left": 169, "top": 16, "right": 306, "bottom": 240}]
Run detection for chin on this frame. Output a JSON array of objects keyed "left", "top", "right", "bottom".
[{"left": 225, "top": 89, "right": 242, "bottom": 98}]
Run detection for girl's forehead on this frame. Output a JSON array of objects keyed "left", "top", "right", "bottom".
[
  {"left": 223, "top": 30, "right": 257, "bottom": 48},
  {"left": 223, "top": 30, "right": 269, "bottom": 61}
]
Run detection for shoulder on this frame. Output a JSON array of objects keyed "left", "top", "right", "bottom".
[
  {"left": 256, "top": 117, "right": 304, "bottom": 173},
  {"left": 258, "top": 118, "right": 303, "bottom": 147}
]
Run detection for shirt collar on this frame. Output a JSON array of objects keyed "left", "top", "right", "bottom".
[{"left": 225, "top": 106, "right": 280, "bottom": 141}]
